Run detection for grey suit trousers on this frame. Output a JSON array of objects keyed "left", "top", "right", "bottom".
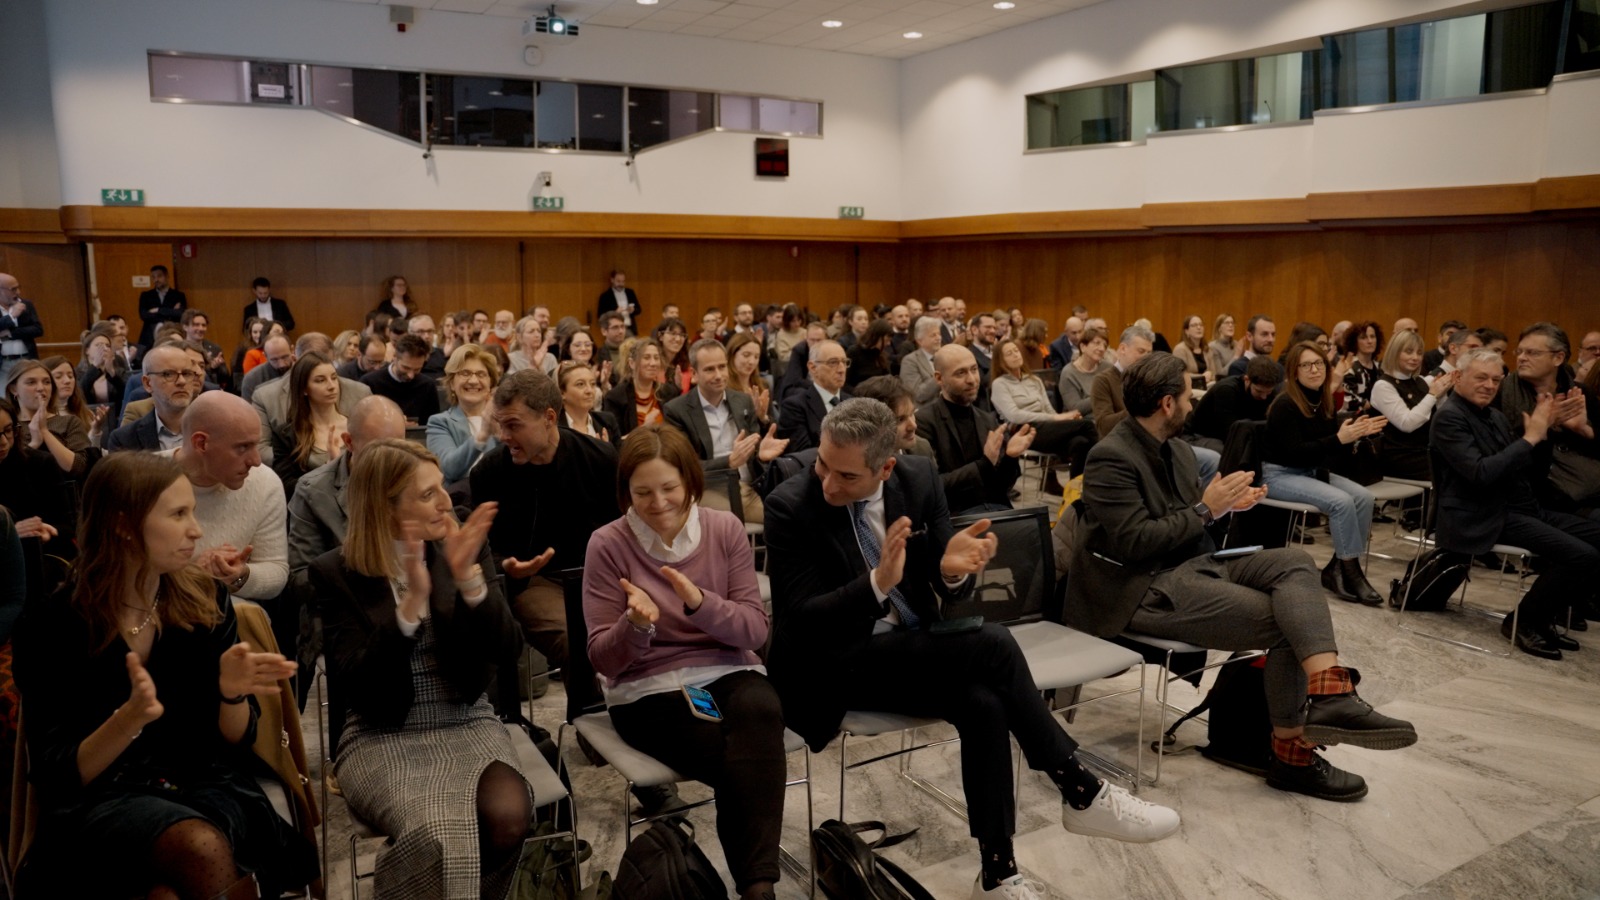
[{"left": 1128, "top": 547, "right": 1337, "bottom": 728}]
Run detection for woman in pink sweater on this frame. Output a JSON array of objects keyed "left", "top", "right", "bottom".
[{"left": 583, "top": 424, "right": 785, "bottom": 900}]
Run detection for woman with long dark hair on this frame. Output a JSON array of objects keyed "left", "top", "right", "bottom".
[
  {"left": 75, "top": 322, "right": 129, "bottom": 415},
  {"left": 990, "top": 336, "right": 1095, "bottom": 485},
  {"left": 311, "top": 440, "right": 526, "bottom": 900},
  {"left": 653, "top": 317, "right": 693, "bottom": 395},
  {"left": 583, "top": 424, "right": 786, "bottom": 900},
  {"left": 1175, "top": 315, "right": 1211, "bottom": 386},
  {"left": 725, "top": 331, "right": 773, "bottom": 426},
  {"left": 1262, "top": 341, "right": 1387, "bottom": 606},
  {"left": 232, "top": 317, "right": 267, "bottom": 382},
  {"left": 1206, "top": 313, "right": 1238, "bottom": 377},
  {"left": 1340, "top": 321, "right": 1384, "bottom": 412},
  {"left": 270, "top": 352, "right": 346, "bottom": 498},
  {"left": 45, "top": 353, "right": 108, "bottom": 446},
  {"left": 375, "top": 275, "right": 415, "bottom": 319},
  {"left": 13, "top": 452, "right": 313, "bottom": 898},
  {"left": 6, "top": 359, "right": 92, "bottom": 477},
  {"left": 771, "top": 304, "right": 806, "bottom": 380}
]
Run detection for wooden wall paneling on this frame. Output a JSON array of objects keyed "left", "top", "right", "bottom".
[
  {"left": 0, "top": 242, "right": 89, "bottom": 357},
  {"left": 1318, "top": 229, "right": 1434, "bottom": 334},
  {"left": 90, "top": 241, "right": 176, "bottom": 328},
  {"left": 856, "top": 243, "right": 899, "bottom": 312},
  {"left": 1420, "top": 228, "right": 1511, "bottom": 340},
  {"left": 1551, "top": 222, "right": 1600, "bottom": 337}
]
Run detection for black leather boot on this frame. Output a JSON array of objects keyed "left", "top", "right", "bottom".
[
  {"left": 1320, "top": 556, "right": 1352, "bottom": 600},
  {"left": 1338, "top": 557, "right": 1384, "bottom": 606},
  {"left": 1501, "top": 615, "right": 1562, "bottom": 660},
  {"left": 1266, "top": 752, "right": 1368, "bottom": 802}
]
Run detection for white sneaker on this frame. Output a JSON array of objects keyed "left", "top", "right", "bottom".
[
  {"left": 970, "top": 874, "right": 1046, "bottom": 899},
  {"left": 1060, "top": 782, "right": 1180, "bottom": 843}
]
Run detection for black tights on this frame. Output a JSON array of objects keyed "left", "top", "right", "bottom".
[
  {"left": 477, "top": 760, "right": 532, "bottom": 871},
  {"left": 148, "top": 818, "right": 256, "bottom": 900}
]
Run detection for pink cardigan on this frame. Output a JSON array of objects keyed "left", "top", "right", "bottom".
[{"left": 582, "top": 508, "right": 767, "bottom": 686}]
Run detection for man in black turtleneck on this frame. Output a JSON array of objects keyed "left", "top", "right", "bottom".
[{"left": 915, "top": 345, "right": 1032, "bottom": 514}]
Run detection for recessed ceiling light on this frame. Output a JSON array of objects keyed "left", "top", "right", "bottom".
[
  {"left": 686, "top": 108, "right": 699, "bottom": 114},
  {"left": 337, "top": 81, "right": 352, "bottom": 87},
  {"left": 592, "top": 113, "right": 605, "bottom": 118},
  {"left": 993, "top": 1, "right": 1015, "bottom": 8},
  {"left": 637, "top": 0, "right": 658, "bottom": 4},
  {"left": 464, "top": 104, "right": 478, "bottom": 110},
  {"left": 488, "top": 90, "right": 503, "bottom": 96},
  {"left": 650, "top": 119, "right": 663, "bottom": 125},
  {"left": 903, "top": 31, "right": 923, "bottom": 38},
  {"left": 822, "top": 19, "right": 842, "bottom": 27}
]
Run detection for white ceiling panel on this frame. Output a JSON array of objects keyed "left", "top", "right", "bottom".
[{"left": 326, "top": 0, "right": 1107, "bottom": 58}]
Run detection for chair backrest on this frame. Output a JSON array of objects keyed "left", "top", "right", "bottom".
[
  {"left": 945, "top": 506, "right": 1055, "bottom": 625},
  {"left": 558, "top": 566, "right": 607, "bottom": 725},
  {"left": 1219, "top": 418, "right": 1266, "bottom": 483},
  {"left": 404, "top": 424, "right": 427, "bottom": 445}
]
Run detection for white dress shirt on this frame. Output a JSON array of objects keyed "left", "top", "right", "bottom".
[{"left": 255, "top": 298, "right": 274, "bottom": 321}]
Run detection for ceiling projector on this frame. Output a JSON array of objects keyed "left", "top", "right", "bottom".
[{"left": 523, "top": 6, "right": 580, "bottom": 41}]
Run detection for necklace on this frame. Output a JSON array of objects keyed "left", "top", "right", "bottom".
[{"left": 126, "top": 591, "right": 160, "bottom": 636}]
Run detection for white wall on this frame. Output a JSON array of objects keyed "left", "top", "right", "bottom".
[
  {"left": 37, "top": 0, "right": 902, "bottom": 217},
  {"left": 899, "top": 0, "right": 1600, "bottom": 219},
  {"left": 0, "top": 0, "right": 63, "bottom": 208}
]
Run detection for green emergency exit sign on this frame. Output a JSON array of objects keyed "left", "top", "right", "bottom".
[
  {"left": 533, "top": 196, "right": 565, "bottom": 211},
  {"left": 102, "top": 189, "right": 146, "bottom": 206},
  {"left": 839, "top": 206, "right": 865, "bottom": 219}
]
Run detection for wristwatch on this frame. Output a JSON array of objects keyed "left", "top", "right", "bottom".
[
  {"left": 1192, "top": 501, "right": 1215, "bottom": 527},
  {"left": 227, "top": 569, "right": 249, "bottom": 593}
]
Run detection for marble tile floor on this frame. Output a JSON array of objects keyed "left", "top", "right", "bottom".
[{"left": 307, "top": 499, "right": 1600, "bottom": 899}]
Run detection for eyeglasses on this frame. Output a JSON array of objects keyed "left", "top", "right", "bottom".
[
  {"left": 456, "top": 370, "right": 490, "bottom": 383},
  {"left": 1515, "top": 348, "right": 1552, "bottom": 358},
  {"left": 150, "top": 369, "right": 205, "bottom": 384},
  {"left": 1582, "top": 345, "right": 1600, "bottom": 355},
  {"left": 1297, "top": 360, "right": 1326, "bottom": 371},
  {"left": 0, "top": 424, "right": 14, "bottom": 441}
]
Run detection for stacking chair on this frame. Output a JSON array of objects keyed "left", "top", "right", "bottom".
[
  {"left": 1363, "top": 478, "right": 1428, "bottom": 564},
  {"left": 835, "top": 507, "right": 1148, "bottom": 824},
  {"left": 1113, "top": 633, "right": 1264, "bottom": 784},
  {"left": 557, "top": 569, "right": 816, "bottom": 893}
]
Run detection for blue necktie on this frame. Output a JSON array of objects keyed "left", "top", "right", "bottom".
[{"left": 849, "top": 500, "right": 920, "bottom": 629}]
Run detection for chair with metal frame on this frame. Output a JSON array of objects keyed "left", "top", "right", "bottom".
[
  {"left": 557, "top": 568, "right": 816, "bottom": 894},
  {"left": 1112, "top": 633, "right": 1265, "bottom": 784},
  {"left": 834, "top": 507, "right": 1148, "bottom": 826}
]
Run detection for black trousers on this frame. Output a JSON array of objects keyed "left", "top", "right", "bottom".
[
  {"left": 837, "top": 623, "right": 1078, "bottom": 846},
  {"left": 1497, "top": 509, "right": 1600, "bottom": 628},
  {"left": 608, "top": 671, "right": 787, "bottom": 891},
  {"left": 1029, "top": 418, "right": 1096, "bottom": 475}
]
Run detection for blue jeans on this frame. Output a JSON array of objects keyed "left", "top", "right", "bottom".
[
  {"left": 1193, "top": 445, "right": 1220, "bottom": 490},
  {"left": 1261, "top": 463, "right": 1374, "bottom": 560}
]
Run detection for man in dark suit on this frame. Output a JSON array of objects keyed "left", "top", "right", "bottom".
[
  {"left": 915, "top": 345, "right": 1031, "bottom": 514},
  {"left": 0, "top": 272, "right": 42, "bottom": 385},
  {"left": 107, "top": 344, "right": 196, "bottom": 452},
  {"left": 766, "top": 397, "right": 1178, "bottom": 896},
  {"left": 597, "top": 269, "right": 640, "bottom": 336},
  {"left": 1431, "top": 347, "right": 1600, "bottom": 659},
  {"left": 1070, "top": 352, "right": 1416, "bottom": 803},
  {"left": 776, "top": 339, "right": 851, "bottom": 452},
  {"left": 136, "top": 264, "right": 187, "bottom": 349},
  {"left": 1045, "top": 316, "right": 1083, "bottom": 369},
  {"left": 240, "top": 276, "right": 296, "bottom": 332},
  {"left": 663, "top": 339, "right": 788, "bottom": 525}
]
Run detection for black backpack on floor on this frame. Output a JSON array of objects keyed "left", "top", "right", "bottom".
[
  {"left": 1159, "top": 653, "right": 1272, "bottom": 777},
  {"left": 1388, "top": 548, "right": 1470, "bottom": 612},
  {"left": 613, "top": 817, "right": 728, "bottom": 900},
  {"left": 811, "top": 820, "right": 933, "bottom": 900}
]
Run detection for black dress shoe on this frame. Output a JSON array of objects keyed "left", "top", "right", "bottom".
[
  {"left": 1501, "top": 616, "right": 1562, "bottom": 660},
  {"left": 1338, "top": 557, "right": 1385, "bottom": 607},
  {"left": 1303, "top": 691, "right": 1418, "bottom": 750},
  {"left": 1545, "top": 628, "right": 1580, "bottom": 652},
  {"left": 1266, "top": 753, "right": 1368, "bottom": 802}
]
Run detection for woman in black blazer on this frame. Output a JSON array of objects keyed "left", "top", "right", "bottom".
[
  {"left": 309, "top": 439, "right": 530, "bottom": 899},
  {"left": 601, "top": 338, "right": 681, "bottom": 442},
  {"left": 557, "top": 360, "right": 621, "bottom": 448}
]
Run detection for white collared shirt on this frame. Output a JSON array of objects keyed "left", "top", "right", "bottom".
[
  {"left": 255, "top": 298, "right": 274, "bottom": 321},
  {"left": 698, "top": 388, "right": 737, "bottom": 458},
  {"left": 814, "top": 383, "right": 842, "bottom": 410},
  {"left": 156, "top": 420, "right": 183, "bottom": 451},
  {"left": 625, "top": 503, "right": 703, "bottom": 563},
  {"left": 612, "top": 287, "right": 632, "bottom": 329}
]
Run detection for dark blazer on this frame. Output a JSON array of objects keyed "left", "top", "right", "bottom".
[
  {"left": 136, "top": 288, "right": 187, "bottom": 348},
  {"left": 776, "top": 381, "right": 849, "bottom": 453},
  {"left": 663, "top": 387, "right": 764, "bottom": 475},
  {"left": 764, "top": 454, "right": 970, "bottom": 748},
  {"left": 373, "top": 299, "right": 412, "bottom": 320},
  {"left": 1430, "top": 395, "right": 1541, "bottom": 555},
  {"left": 310, "top": 541, "right": 520, "bottom": 732},
  {"left": 0, "top": 298, "right": 43, "bottom": 358},
  {"left": 597, "top": 287, "right": 640, "bottom": 330},
  {"left": 914, "top": 396, "right": 1020, "bottom": 513},
  {"left": 601, "top": 379, "right": 682, "bottom": 441},
  {"left": 240, "top": 297, "right": 296, "bottom": 333},
  {"left": 1045, "top": 335, "right": 1075, "bottom": 370},
  {"left": 561, "top": 408, "right": 622, "bottom": 449},
  {"left": 1066, "top": 418, "right": 1212, "bottom": 637},
  {"left": 106, "top": 410, "right": 162, "bottom": 451}
]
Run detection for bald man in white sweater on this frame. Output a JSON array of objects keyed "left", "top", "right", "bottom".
[{"left": 161, "top": 392, "right": 288, "bottom": 603}]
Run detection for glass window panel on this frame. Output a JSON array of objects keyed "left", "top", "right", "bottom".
[
  {"left": 249, "top": 61, "right": 296, "bottom": 105},
  {"left": 757, "top": 98, "right": 819, "bottom": 135},
  {"left": 149, "top": 55, "right": 250, "bottom": 103},
  {"left": 1129, "top": 80, "right": 1156, "bottom": 138},
  {"left": 1563, "top": 0, "right": 1600, "bottom": 73},
  {"left": 535, "top": 81, "right": 577, "bottom": 149},
  {"left": 1414, "top": 16, "right": 1487, "bottom": 100},
  {"left": 1321, "top": 28, "right": 1394, "bottom": 107},
  {"left": 310, "top": 66, "right": 420, "bottom": 142},
  {"left": 1156, "top": 59, "right": 1250, "bottom": 131},
  {"left": 1485, "top": 2, "right": 1564, "bottom": 89},
  {"left": 577, "top": 83, "right": 623, "bottom": 152},
  {"left": 1026, "top": 85, "right": 1129, "bottom": 148},
  {"left": 628, "top": 88, "right": 714, "bottom": 151},
  {"left": 432, "top": 75, "right": 533, "bottom": 147},
  {"left": 720, "top": 94, "right": 756, "bottom": 130},
  {"left": 1253, "top": 52, "right": 1312, "bottom": 122}
]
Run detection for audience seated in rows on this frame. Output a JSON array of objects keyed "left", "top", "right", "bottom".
[
  {"left": 362, "top": 333, "right": 441, "bottom": 425},
  {"left": 583, "top": 424, "right": 788, "bottom": 900},
  {"left": 254, "top": 332, "right": 372, "bottom": 468},
  {"left": 777, "top": 339, "right": 851, "bottom": 453},
  {"left": 1067, "top": 352, "right": 1417, "bottom": 803},
  {"left": 603, "top": 338, "right": 681, "bottom": 442},
  {"left": 1186, "top": 356, "right": 1282, "bottom": 449},
  {"left": 5, "top": 360, "right": 93, "bottom": 479},
  {"left": 765, "top": 397, "right": 1179, "bottom": 899},
  {"left": 989, "top": 336, "right": 1095, "bottom": 484},
  {"left": 0, "top": 397, "right": 72, "bottom": 560}
]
